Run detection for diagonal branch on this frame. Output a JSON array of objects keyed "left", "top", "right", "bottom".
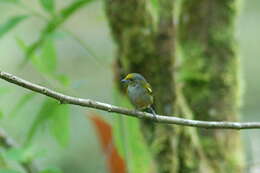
[
  {"left": 0, "top": 70, "right": 259, "bottom": 129},
  {"left": 0, "top": 128, "right": 17, "bottom": 149}
]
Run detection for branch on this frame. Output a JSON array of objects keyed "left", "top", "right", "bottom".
[
  {"left": 0, "top": 128, "right": 17, "bottom": 149},
  {"left": 0, "top": 70, "right": 259, "bottom": 129},
  {"left": 0, "top": 128, "right": 35, "bottom": 173}
]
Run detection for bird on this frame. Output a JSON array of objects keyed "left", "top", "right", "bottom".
[{"left": 121, "top": 73, "right": 157, "bottom": 121}]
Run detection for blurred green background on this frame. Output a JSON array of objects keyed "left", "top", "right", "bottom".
[
  {"left": 0, "top": 0, "right": 259, "bottom": 172},
  {"left": 238, "top": 1, "right": 260, "bottom": 172}
]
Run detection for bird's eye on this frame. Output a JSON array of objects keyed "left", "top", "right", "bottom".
[{"left": 129, "top": 78, "right": 133, "bottom": 82}]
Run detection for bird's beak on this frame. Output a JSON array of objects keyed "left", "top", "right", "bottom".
[{"left": 121, "top": 79, "right": 129, "bottom": 85}]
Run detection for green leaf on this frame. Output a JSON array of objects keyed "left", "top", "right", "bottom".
[
  {"left": 0, "top": 15, "right": 28, "bottom": 38},
  {"left": 60, "top": 0, "right": 93, "bottom": 18},
  {"left": 2, "top": 146, "right": 46, "bottom": 163},
  {"left": 17, "top": 37, "right": 56, "bottom": 70},
  {"left": 27, "top": 98, "right": 70, "bottom": 146},
  {"left": 50, "top": 31, "right": 68, "bottom": 40},
  {"left": 0, "top": 111, "right": 3, "bottom": 119},
  {"left": 149, "top": 0, "right": 159, "bottom": 23},
  {"left": 24, "top": 0, "right": 94, "bottom": 61},
  {"left": 26, "top": 99, "right": 57, "bottom": 143},
  {"left": 15, "top": 37, "right": 27, "bottom": 51},
  {"left": 150, "top": 0, "right": 158, "bottom": 9},
  {"left": 112, "top": 88, "right": 152, "bottom": 173},
  {"left": 0, "top": 0, "right": 20, "bottom": 4},
  {"left": 3, "top": 148, "right": 28, "bottom": 162},
  {"left": 50, "top": 104, "right": 70, "bottom": 147},
  {"left": 28, "top": 38, "right": 57, "bottom": 74},
  {"left": 39, "top": 38, "right": 57, "bottom": 73},
  {"left": 16, "top": 37, "right": 68, "bottom": 86},
  {"left": 39, "top": 167, "right": 63, "bottom": 173},
  {"left": 54, "top": 74, "right": 70, "bottom": 86},
  {"left": 16, "top": 37, "right": 41, "bottom": 67},
  {"left": 39, "top": 0, "right": 55, "bottom": 13},
  {"left": 0, "top": 169, "right": 22, "bottom": 173},
  {"left": 10, "top": 93, "right": 35, "bottom": 117},
  {"left": 4, "top": 146, "right": 47, "bottom": 163},
  {"left": 0, "top": 87, "right": 12, "bottom": 95}
]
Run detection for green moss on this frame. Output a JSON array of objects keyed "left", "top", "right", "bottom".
[
  {"left": 105, "top": 0, "right": 179, "bottom": 173},
  {"left": 179, "top": 0, "right": 244, "bottom": 172},
  {"left": 106, "top": 0, "right": 244, "bottom": 172}
]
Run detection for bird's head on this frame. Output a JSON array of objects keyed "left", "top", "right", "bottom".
[{"left": 121, "top": 73, "right": 147, "bottom": 87}]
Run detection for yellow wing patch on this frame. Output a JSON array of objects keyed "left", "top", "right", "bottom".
[{"left": 145, "top": 83, "right": 152, "bottom": 93}]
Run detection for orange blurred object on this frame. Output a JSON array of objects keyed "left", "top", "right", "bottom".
[{"left": 90, "top": 114, "right": 126, "bottom": 173}]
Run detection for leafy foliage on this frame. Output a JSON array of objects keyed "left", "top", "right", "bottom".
[
  {"left": 3, "top": 148, "right": 29, "bottom": 162},
  {"left": 10, "top": 93, "right": 36, "bottom": 117},
  {"left": 40, "top": 37, "right": 57, "bottom": 73},
  {"left": 2, "top": 146, "right": 44, "bottom": 163},
  {"left": 49, "top": 103, "right": 70, "bottom": 147},
  {"left": 0, "top": 169, "right": 22, "bottom": 173},
  {"left": 0, "top": 0, "right": 20, "bottom": 4},
  {"left": 112, "top": 89, "right": 152, "bottom": 173},
  {"left": 0, "top": 15, "right": 28, "bottom": 38},
  {"left": 26, "top": 98, "right": 70, "bottom": 147},
  {"left": 0, "top": 87, "right": 12, "bottom": 96},
  {"left": 0, "top": 0, "right": 113, "bottom": 172},
  {"left": 60, "top": 0, "right": 93, "bottom": 18},
  {"left": 26, "top": 0, "right": 95, "bottom": 59},
  {"left": 26, "top": 98, "right": 58, "bottom": 144},
  {"left": 39, "top": 0, "right": 55, "bottom": 14},
  {"left": 39, "top": 167, "right": 63, "bottom": 173},
  {"left": 33, "top": 37, "right": 57, "bottom": 74},
  {"left": 150, "top": 0, "right": 159, "bottom": 10},
  {"left": 0, "top": 110, "right": 3, "bottom": 119}
]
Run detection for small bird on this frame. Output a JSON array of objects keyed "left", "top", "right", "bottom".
[{"left": 121, "top": 73, "right": 157, "bottom": 120}]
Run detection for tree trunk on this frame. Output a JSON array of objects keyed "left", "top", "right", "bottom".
[
  {"left": 105, "top": 0, "right": 179, "bottom": 172},
  {"left": 105, "top": 0, "right": 244, "bottom": 172},
  {"left": 178, "top": 0, "right": 244, "bottom": 172}
]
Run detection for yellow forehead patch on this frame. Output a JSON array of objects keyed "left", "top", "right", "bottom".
[{"left": 125, "top": 73, "right": 134, "bottom": 80}]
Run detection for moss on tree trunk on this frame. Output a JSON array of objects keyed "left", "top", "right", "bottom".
[
  {"left": 105, "top": 0, "right": 244, "bottom": 172},
  {"left": 105, "top": 1, "right": 178, "bottom": 172},
  {"left": 178, "top": 0, "right": 244, "bottom": 172}
]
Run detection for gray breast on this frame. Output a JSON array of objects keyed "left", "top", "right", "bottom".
[{"left": 127, "top": 84, "right": 152, "bottom": 109}]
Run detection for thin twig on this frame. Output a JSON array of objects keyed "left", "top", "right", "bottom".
[
  {"left": 0, "top": 128, "right": 17, "bottom": 148},
  {"left": 0, "top": 70, "right": 260, "bottom": 129},
  {"left": 0, "top": 128, "right": 35, "bottom": 173}
]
